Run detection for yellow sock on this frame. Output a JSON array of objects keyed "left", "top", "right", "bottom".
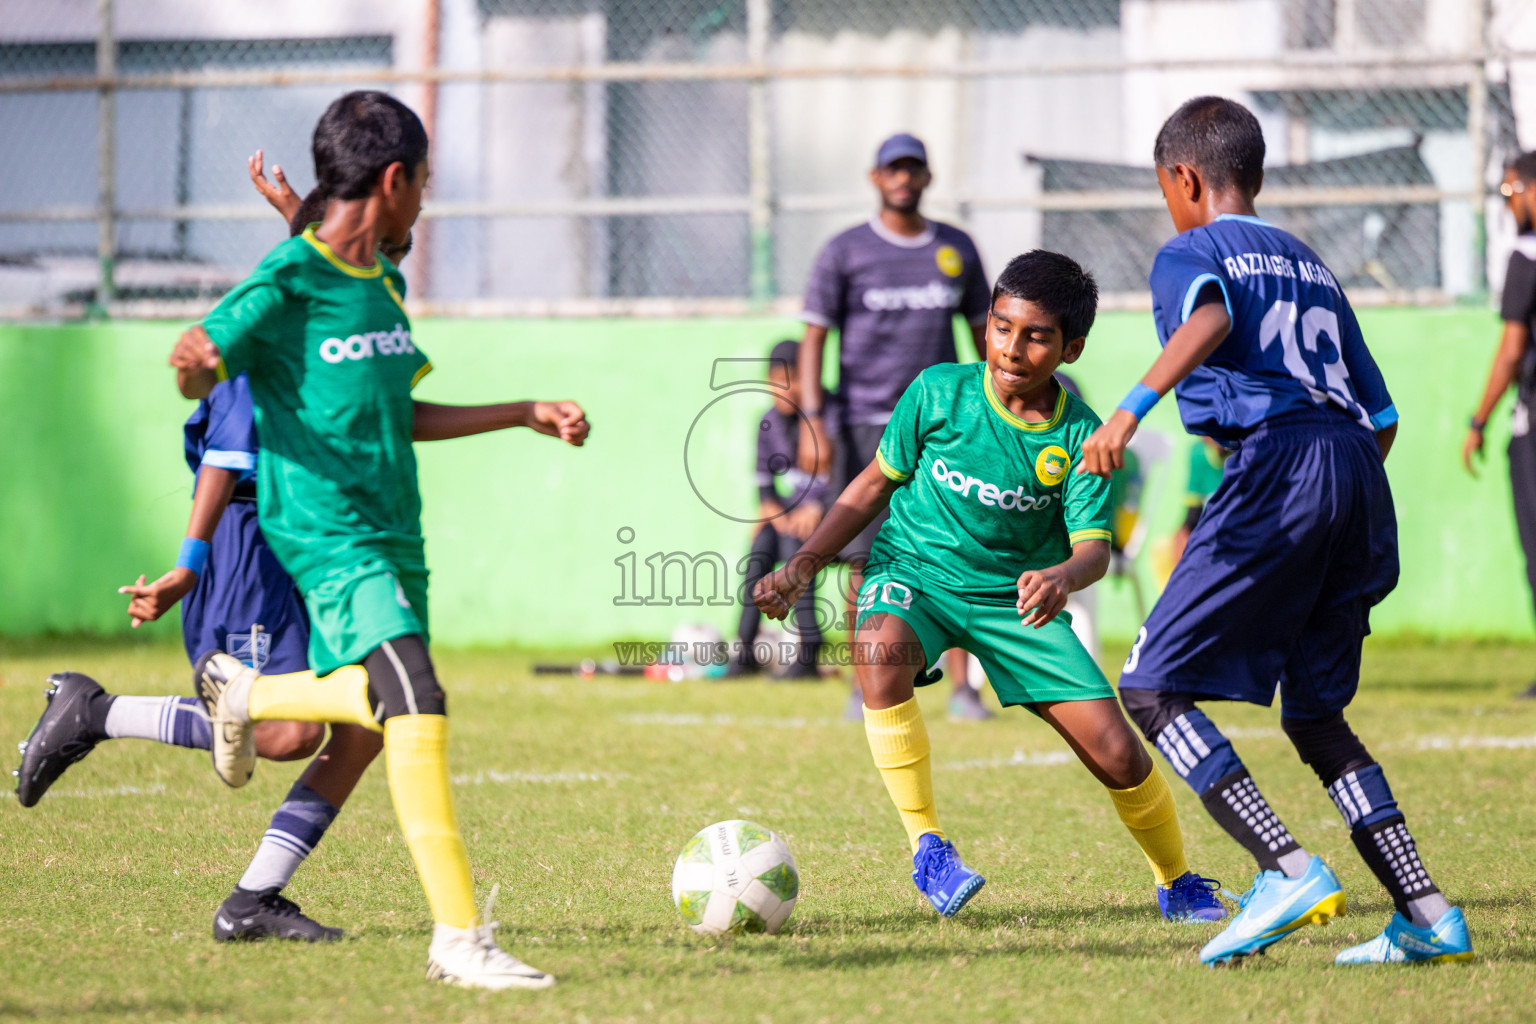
[
  {"left": 247, "top": 665, "right": 381, "bottom": 732},
  {"left": 863, "top": 698, "right": 944, "bottom": 853},
  {"left": 1108, "top": 766, "right": 1189, "bottom": 887},
  {"left": 385, "top": 714, "right": 478, "bottom": 929}
]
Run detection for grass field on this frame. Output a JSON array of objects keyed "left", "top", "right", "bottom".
[{"left": 2, "top": 637, "right": 1535, "bottom": 1023}]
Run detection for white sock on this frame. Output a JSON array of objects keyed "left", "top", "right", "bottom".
[
  {"left": 1406, "top": 893, "right": 1452, "bottom": 928},
  {"left": 104, "top": 696, "right": 211, "bottom": 749},
  {"left": 1276, "top": 847, "right": 1312, "bottom": 878},
  {"left": 237, "top": 783, "right": 339, "bottom": 892}
]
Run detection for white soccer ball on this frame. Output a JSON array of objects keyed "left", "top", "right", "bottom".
[{"left": 671, "top": 819, "right": 799, "bottom": 935}]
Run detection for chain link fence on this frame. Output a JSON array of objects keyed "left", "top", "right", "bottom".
[{"left": 0, "top": 0, "right": 1530, "bottom": 318}]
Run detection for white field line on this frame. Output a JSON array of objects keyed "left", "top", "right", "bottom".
[
  {"left": 1413, "top": 734, "right": 1536, "bottom": 750},
  {"left": 940, "top": 750, "right": 1076, "bottom": 771},
  {"left": 452, "top": 770, "right": 629, "bottom": 786},
  {"left": 53, "top": 784, "right": 167, "bottom": 798}
]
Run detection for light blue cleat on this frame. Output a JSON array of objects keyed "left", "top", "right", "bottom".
[
  {"left": 1199, "top": 856, "right": 1345, "bottom": 965},
  {"left": 1158, "top": 873, "right": 1228, "bottom": 922},
  {"left": 911, "top": 833, "right": 986, "bottom": 917},
  {"left": 1335, "top": 907, "right": 1473, "bottom": 965}
]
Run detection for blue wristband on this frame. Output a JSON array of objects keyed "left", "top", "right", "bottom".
[
  {"left": 1117, "top": 383, "right": 1159, "bottom": 421},
  {"left": 176, "top": 537, "right": 210, "bottom": 577}
]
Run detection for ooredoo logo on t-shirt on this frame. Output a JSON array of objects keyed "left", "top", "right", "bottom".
[
  {"left": 930, "top": 457, "right": 1053, "bottom": 512},
  {"left": 318, "top": 323, "right": 416, "bottom": 364}
]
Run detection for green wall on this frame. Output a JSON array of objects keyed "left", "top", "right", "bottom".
[{"left": 0, "top": 308, "right": 1528, "bottom": 649}]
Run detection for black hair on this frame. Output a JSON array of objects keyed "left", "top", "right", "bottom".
[
  {"left": 768, "top": 339, "right": 799, "bottom": 389},
  {"left": 288, "top": 187, "right": 330, "bottom": 237},
  {"left": 311, "top": 90, "right": 428, "bottom": 201},
  {"left": 1513, "top": 151, "right": 1536, "bottom": 185},
  {"left": 990, "top": 250, "right": 1098, "bottom": 341},
  {"left": 1153, "top": 95, "right": 1266, "bottom": 195}
]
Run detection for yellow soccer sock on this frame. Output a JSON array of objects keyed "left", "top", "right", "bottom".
[
  {"left": 385, "top": 714, "right": 478, "bottom": 929},
  {"left": 1108, "top": 766, "right": 1190, "bottom": 887},
  {"left": 863, "top": 698, "right": 944, "bottom": 853},
  {"left": 248, "top": 665, "right": 381, "bottom": 732}
]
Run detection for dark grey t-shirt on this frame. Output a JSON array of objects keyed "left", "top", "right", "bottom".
[
  {"left": 802, "top": 219, "right": 990, "bottom": 424},
  {"left": 757, "top": 408, "right": 832, "bottom": 508},
  {"left": 1500, "top": 233, "right": 1536, "bottom": 437}
]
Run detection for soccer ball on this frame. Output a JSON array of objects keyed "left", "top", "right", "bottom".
[{"left": 671, "top": 820, "right": 799, "bottom": 935}]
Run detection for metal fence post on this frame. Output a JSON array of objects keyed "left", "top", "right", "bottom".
[
  {"left": 1468, "top": 0, "right": 1489, "bottom": 300},
  {"left": 93, "top": 0, "right": 116, "bottom": 316},
  {"left": 746, "top": 0, "right": 773, "bottom": 303}
]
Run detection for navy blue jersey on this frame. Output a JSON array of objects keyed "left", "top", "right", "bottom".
[
  {"left": 183, "top": 375, "right": 259, "bottom": 499},
  {"left": 1148, "top": 214, "right": 1396, "bottom": 444}
]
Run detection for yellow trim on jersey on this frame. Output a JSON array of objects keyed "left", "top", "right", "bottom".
[
  {"left": 410, "top": 361, "right": 434, "bottom": 390},
  {"left": 1069, "top": 528, "right": 1113, "bottom": 545},
  {"left": 983, "top": 371, "right": 1067, "bottom": 432},
  {"left": 875, "top": 450, "right": 910, "bottom": 481},
  {"left": 382, "top": 276, "right": 408, "bottom": 314},
  {"left": 302, "top": 226, "right": 382, "bottom": 279},
  {"left": 214, "top": 358, "right": 229, "bottom": 383}
]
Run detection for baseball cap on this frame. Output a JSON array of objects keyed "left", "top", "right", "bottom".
[{"left": 875, "top": 133, "right": 928, "bottom": 168}]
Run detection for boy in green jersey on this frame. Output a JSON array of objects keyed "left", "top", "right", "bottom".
[
  {"left": 170, "top": 92, "right": 589, "bottom": 990},
  {"left": 755, "top": 251, "right": 1223, "bottom": 922}
]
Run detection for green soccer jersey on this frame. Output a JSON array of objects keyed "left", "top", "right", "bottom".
[
  {"left": 200, "top": 227, "right": 433, "bottom": 595},
  {"left": 869, "top": 363, "right": 1112, "bottom": 605}
]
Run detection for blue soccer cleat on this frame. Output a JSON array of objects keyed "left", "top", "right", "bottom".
[
  {"left": 911, "top": 833, "right": 986, "bottom": 917},
  {"left": 1159, "top": 872, "right": 1228, "bottom": 923},
  {"left": 1199, "top": 855, "right": 1345, "bottom": 965},
  {"left": 1334, "top": 907, "right": 1473, "bottom": 965}
]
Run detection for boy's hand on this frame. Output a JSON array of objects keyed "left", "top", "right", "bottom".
[
  {"left": 753, "top": 562, "right": 813, "bottom": 621},
  {"left": 119, "top": 569, "right": 198, "bottom": 628},
  {"left": 530, "top": 401, "right": 590, "bottom": 446},
  {"left": 1462, "top": 426, "right": 1484, "bottom": 477},
  {"left": 1078, "top": 408, "right": 1139, "bottom": 478},
  {"left": 248, "top": 149, "right": 301, "bottom": 224},
  {"left": 170, "top": 324, "right": 222, "bottom": 372},
  {"left": 781, "top": 500, "right": 823, "bottom": 540},
  {"left": 1016, "top": 565, "right": 1073, "bottom": 629}
]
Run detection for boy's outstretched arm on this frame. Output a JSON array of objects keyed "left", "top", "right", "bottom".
[
  {"left": 1016, "top": 539, "right": 1111, "bottom": 629},
  {"left": 411, "top": 400, "right": 590, "bottom": 445},
  {"left": 755, "top": 459, "right": 898, "bottom": 620},
  {"left": 1078, "top": 301, "right": 1232, "bottom": 478},
  {"left": 119, "top": 466, "right": 239, "bottom": 627}
]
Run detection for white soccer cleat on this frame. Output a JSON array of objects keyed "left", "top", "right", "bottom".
[
  {"left": 192, "top": 650, "right": 258, "bottom": 789},
  {"left": 426, "top": 925, "right": 555, "bottom": 991},
  {"left": 426, "top": 885, "right": 555, "bottom": 991}
]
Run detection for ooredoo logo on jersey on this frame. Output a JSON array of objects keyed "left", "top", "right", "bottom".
[
  {"left": 319, "top": 323, "right": 416, "bottom": 364},
  {"left": 930, "top": 456, "right": 1053, "bottom": 512}
]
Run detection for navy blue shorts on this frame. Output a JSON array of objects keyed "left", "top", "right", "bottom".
[
  {"left": 1118, "top": 408, "right": 1398, "bottom": 719},
  {"left": 180, "top": 499, "right": 310, "bottom": 674}
]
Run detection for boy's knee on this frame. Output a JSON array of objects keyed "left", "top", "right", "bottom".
[
  {"left": 364, "top": 635, "right": 447, "bottom": 721},
  {"left": 1281, "top": 713, "right": 1373, "bottom": 784},
  {"left": 255, "top": 720, "right": 326, "bottom": 761}
]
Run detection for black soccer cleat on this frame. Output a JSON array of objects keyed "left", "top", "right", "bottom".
[
  {"left": 14, "top": 672, "right": 106, "bottom": 807},
  {"left": 213, "top": 887, "right": 343, "bottom": 943}
]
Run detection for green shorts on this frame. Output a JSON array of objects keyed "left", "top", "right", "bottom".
[
  {"left": 303, "top": 558, "right": 430, "bottom": 675},
  {"left": 855, "top": 573, "right": 1113, "bottom": 708}
]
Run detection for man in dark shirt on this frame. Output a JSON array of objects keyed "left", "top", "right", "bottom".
[
  {"left": 1465, "top": 151, "right": 1536, "bottom": 697},
  {"left": 795, "top": 133, "right": 993, "bottom": 719},
  {"left": 734, "top": 340, "right": 832, "bottom": 677}
]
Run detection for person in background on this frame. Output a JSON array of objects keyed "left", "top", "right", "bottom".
[
  {"left": 1464, "top": 152, "right": 1536, "bottom": 698},
  {"left": 795, "top": 132, "right": 994, "bottom": 721},
  {"left": 1160, "top": 437, "right": 1230, "bottom": 577},
  {"left": 732, "top": 339, "right": 832, "bottom": 678}
]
